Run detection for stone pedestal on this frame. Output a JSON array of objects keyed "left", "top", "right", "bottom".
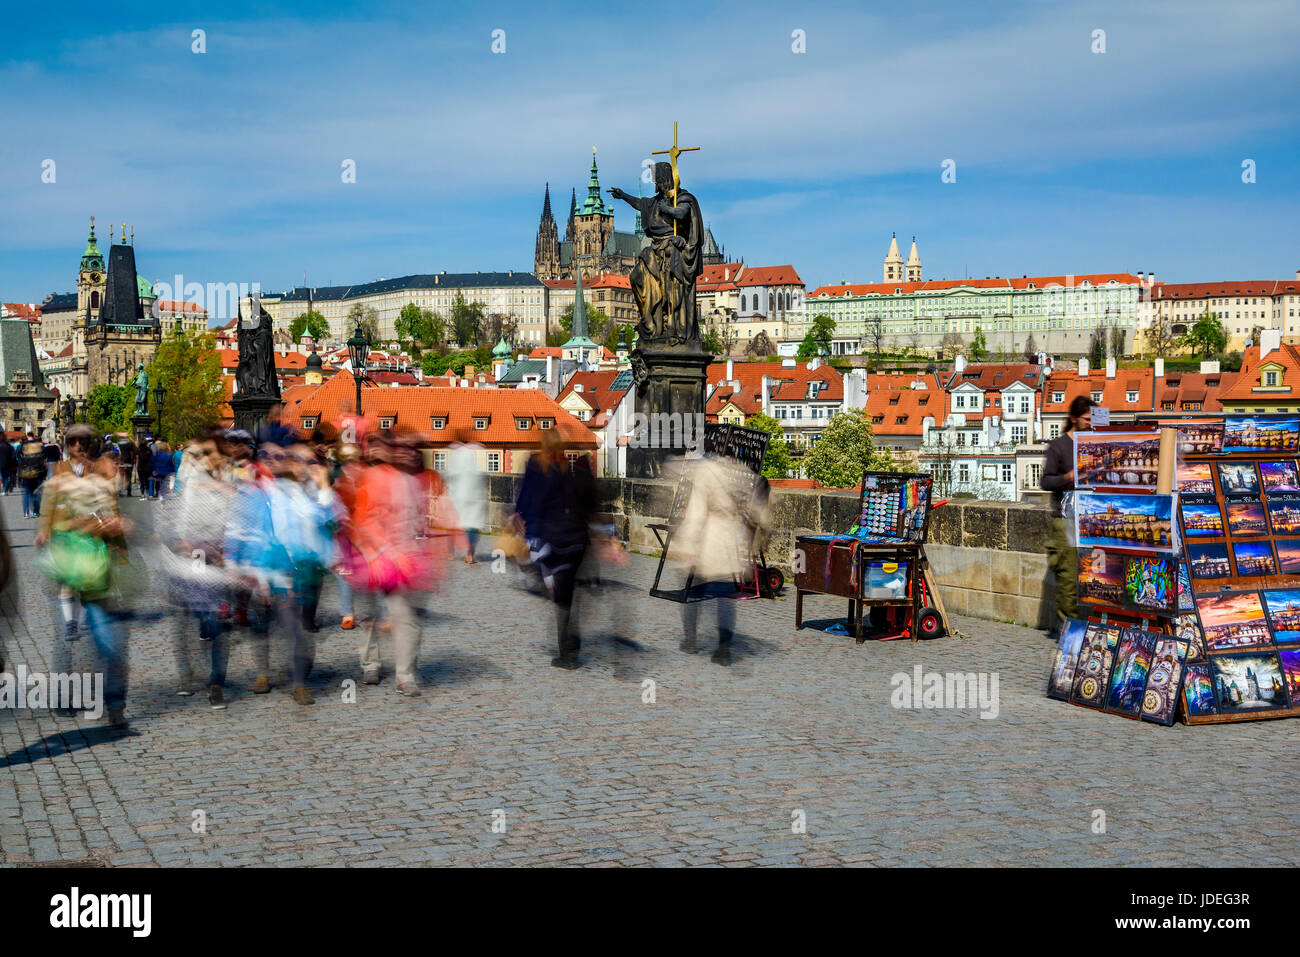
[
  {"left": 131, "top": 413, "right": 154, "bottom": 451},
  {"left": 626, "top": 345, "right": 712, "bottom": 479},
  {"left": 230, "top": 393, "right": 279, "bottom": 437}
]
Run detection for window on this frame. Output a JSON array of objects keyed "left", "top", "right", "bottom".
[
  {"left": 1126, "top": 390, "right": 1138, "bottom": 403},
  {"left": 1266, "top": 371, "right": 1279, "bottom": 386},
  {"left": 431, "top": 417, "right": 446, "bottom": 430},
  {"left": 487, "top": 452, "right": 500, "bottom": 472},
  {"left": 1161, "top": 401, "right": 1174, "bottom": 411},
  {"left": 1001, "top": 463, "right": 1013, "bottom": 484},
  {"left": 378, "top": 417, "right": 394, "bottom": 429},
  {"left": 1090, "top": 391, "right": 1102, "bottom": 403},
  {"left": 1183, "top": 401, "right": 1202, "bottom": 411},
  {"left": 1011, "top": 425, "right": 1026, "bottom": 444},
  {"left": 474, "top": 418, "right": 488, "bottom": 430},
  {"left": 1018, "top": 396, "right": 1030, "bottom": 414},
  {"left": 301, "top": 417, "right": 317, "bottom": 429},
  {"left": 1025, "top": 463, "right": 1042, "bottom": 488},
  {"left": 955, "top": 394, "right": 965, "bottom": 409},
  {"left": 958, "top": 464, "right": 970, "bottom": 484},
  {"left": 956, "top": 432, "right": 966, "bottom": 446},
  {"left": 516, "top": 417, "right": 532, "bottom": 430},
  {"left": 538, "top": 418, "right": 554, "bottom": 429},
  {"left": 433, "top": 452, "right": 446, "bottom": 471},
  {"left": 1048, "top": 423, "right": 1061, "bottom": 439},
  {"left": 1051, "top": 391, "right": 1064, "bottom": 404}
]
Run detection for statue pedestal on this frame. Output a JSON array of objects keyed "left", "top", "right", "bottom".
[
  {"left": 131, "top": 414, "right": 155, "bottom": 451},
  {"left": 626, "top": 345, "right": 712, "bottom": 479},
  {"left": 230, "top": 393, "right": 279, "bottom": 437}
]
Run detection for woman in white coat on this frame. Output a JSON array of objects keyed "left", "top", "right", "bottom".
[{"left": 445, "top": 429, "right": 487, "bottom": 564}]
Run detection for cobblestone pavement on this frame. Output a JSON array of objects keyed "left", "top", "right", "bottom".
[{"left": 1, "top": 493, "right": 1297, "bottom": 867}]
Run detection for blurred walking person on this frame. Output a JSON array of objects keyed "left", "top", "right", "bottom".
[
  {"left": 1041, "top": 395, "right": 1093, "bottom": 632},
  {"left": 445, "top": 429, "right": 485, "bottom": 563},
  {"left": 0, "top": 434, "right": 15, "bottom": 495},
  {"left": 517, "top": 429, "right": 595, "bottom": 670},
  {"left": 150, "top": 439, "right": 174, "bottom": 501},
  {"left": 19, "top": 432, "right": 45, "bottom": 519},
  {"left": 351, "top": 432, "right": 429, "bottom": 695},
  {"left": 35, "top": 425, "right": 132, "bottom": 728},
  {"left": 672, "top": 453, "right": 750, "bottom": 666}
]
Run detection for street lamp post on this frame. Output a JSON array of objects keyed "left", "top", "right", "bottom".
[
  {"left": 153, "top": 384, "right": 167, "bottom": 438},
  {"left": 347, "top": 322, "right": 369, "bottom": 416}
]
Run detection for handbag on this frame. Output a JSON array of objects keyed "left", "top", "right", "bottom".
[{"left": 37, "top": 530, "right": 111, "bottom": 596}]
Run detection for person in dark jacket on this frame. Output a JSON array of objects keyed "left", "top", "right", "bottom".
[
  {"left": 150, "top": 440, "right": 175, "bottom": 501},
  {"left": 0, "top": 436, "right": 15, "bottom": 494},
  {"left": 1040, "top": 395, "right": 1094, "bottom": 628},
  {"left": 18, "top": 433, "right": 46, "bottom": 518},
  {"left": 521, "top": 429, "right": 595, "bottom": 669}
]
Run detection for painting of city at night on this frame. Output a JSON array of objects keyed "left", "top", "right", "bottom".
[
  {"left": 1074, "top": 432, "right": 1162, "bottom": 488},
  {"left": 1226, "top": 501, "right": 1269, "bottom": 537},
  {"left": 1173, "top": 421, "right": 1224, "bottom": 455},
  {"left": 1195, "top": 591, "right": 1272, "bottom": 650},
  {"left": 1260, "top": 459, "right": 1300, "bottom": 493},
  {"left": 1217, "top": 461, "right": 1260, "bottom": 496},
  {"left": 1261, "top": 589, "right": 1300, "bottom": 643},
  {"left": 1280, "top": 649, "right": 1300, "bottom": 705},
  {"left": 1074, "top": 493, "right": 1176, "bottom": 552},
  {"left": 1181, "top": 662, "right": 1218, "bottom": 718},
  {"left": 1267, "top": 500, "right": 1300, "bottom": 536},
  {"left": 1077, "top": 550, "right": 1125, "bottom": 607},
  {"left": 1233, "top": 541, "right": 1277, "bottom": 577},
  {"left": 1188, "top": 543, "right": 1231, "bottom": 579},
  {"left": 1180, "top": 500, "right": 1224, "bottom": 538},
  {"left": 1176, "top": 460, "right": 1215, "bottom": 494},
  {"left": 1223, "top": 416, "right": 1300, "bottom": 454},
  {"left": 1211, "top": 652, "right": 1289, "bottom": 713},
  {"left": 1273, "top": 539, "right": 1300, "bottom": 576}
]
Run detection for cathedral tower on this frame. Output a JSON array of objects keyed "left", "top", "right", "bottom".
[
  {"left": 883, "top": 232, "right": 904, "bottom": 283},
  {"left": 572, "top": 148, "right": 614, "bottom": 278},
  {"left": 906, "top": 236, "right": 922, "bottom": 282},
  {"left": 533, "top": 183, "right": 561, "bottom": 279}
]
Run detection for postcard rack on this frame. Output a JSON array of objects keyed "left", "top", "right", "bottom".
[
  {"left": 793, "top": 471, "right": 939, "bottom": 642},
  {"left": 647, "top": 423, "right": 771, "bottom": 603}
]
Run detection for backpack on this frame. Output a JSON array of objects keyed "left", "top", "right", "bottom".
[{"left": 20, "top": 444, "right": 44, "bottom": 481}]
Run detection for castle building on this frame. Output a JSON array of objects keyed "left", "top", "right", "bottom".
[{"left": 82, "top": 235, "right": 162, "bottom": 395}]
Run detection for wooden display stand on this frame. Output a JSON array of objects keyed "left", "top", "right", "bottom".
[{"left": 792, "top": 472, "right": 944, "bottom": 643}]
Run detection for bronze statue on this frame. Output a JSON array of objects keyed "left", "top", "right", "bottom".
[
  {"left": 131, "top": 363, "right": 149, "bottom": 417},
  {"left": 236, "top": 302, "right": 280, "bottom": 399},
  {"left": 610, "top": 160, "right": 704, "bottom": 346}
]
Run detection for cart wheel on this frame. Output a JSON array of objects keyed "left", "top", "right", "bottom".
[
  {"left": 917, "top": 606, "right": 944, "bottom": 639},
  {"left": 763, "top": 567, "right": 784, "bottom": 596}
]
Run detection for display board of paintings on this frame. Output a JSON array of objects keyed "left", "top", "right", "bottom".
[
  {"left": 1047, "top": 619, "right": 1185, "bottom": 726},
  {"left": 1154, "top": 412, "right": 1300, "bottom": 724}
]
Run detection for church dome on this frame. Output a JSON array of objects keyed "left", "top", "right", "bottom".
[
  {"left": 492, "top": 336, "right": 512, "bottom": 358},
  {"left": 306, "top": 348, "right": 323, "bottom": 369}
]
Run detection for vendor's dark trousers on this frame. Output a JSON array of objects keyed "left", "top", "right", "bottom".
[
  {"left": 682, "top": 582, "right": 735, "bottom": 648},
  {"left": 176, "top": 611, "right": 230, "bottom": 689}
]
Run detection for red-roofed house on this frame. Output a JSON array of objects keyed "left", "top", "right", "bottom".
[
  {"left": 1217, "top": 334, "right": 1300, "bottom": 414},
  {"left": 704, "top": 357, "right": 843, "bottom": 450},
  {"left": 556, "top": 369, "right": 634, "bottom": 475},
  {"left": 280, "top": 373, "right": 597, "bottom": 473},
  {"left": 1146, "top": 276, "right": 1300, "bottom": 351}
]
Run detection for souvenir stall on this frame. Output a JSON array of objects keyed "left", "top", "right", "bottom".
[
  {"left": 792, "top": 472, "right": 947, "bottom": 642},
  {"left": 1046, "top": 415, "right": 1300, "bottom": 725}
]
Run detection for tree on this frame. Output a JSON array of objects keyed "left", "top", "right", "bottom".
[
  {"left": 861, "top": 315, "right": 885, "bottom": 359},
  {"left": 744, "top": 413, "right": 793, "bottom": 479},
  {"left": 810, "top": 314, "right": 835, "bottom": 354},
  {"left": 558, "top": 302, "right": 611, "bottom": 343},
  {"left": 345, "top": 303, "right": 379, "bottom": 345},
  {"left": 421, "top": 345, "right": 493, "bottom": 378},
  {"left": 702, "top": 327, "right": 724, "bottom": 355},
  {"left": 1141, "top": 315, "right": 1182, "bottom": 358},
  {"left": 939, "top": 331, "right": 964, "bottom": 360},
  {"left": 86, "top": 384, "right": 132, "bottom": 437},
  {"left": 448, "top": 291, "right": 487, "bottom": 347},
  {"left": 145, "top": 328, "right": 225, "bottom": 445},
  {"left": 1088, "top": 327, "right": 1106, "bottom": 369},
  {"left": 289, "top": 310, "right": 330, "bottom": 343},
  {"left": 1182, "top": 312, "right": 1228, "bottom": 359},
  {"left": 1109, "top": 326, "right": 1125, "bottom": 359},
  {"left": 796, "top": 331, "right": 820, "bottom": 358},
  {"left": 969, "top": 327, "right": 988, "bottom": 362},
  {"left": 801, "top": 409, "right": 894, "bottom": 489},
  {"left": 748, "top": 331, "right": 776, "bottom": 356},
  {"left": 483, "top": 313, "right": 522, "bottom": 346},
  {"left": 1023, "top": 333, "right": 1038, "bottom": 363}
]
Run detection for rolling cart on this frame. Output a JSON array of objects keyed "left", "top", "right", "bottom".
[{"left": 792, "top": 472, "right": 949, "bottom": 643}]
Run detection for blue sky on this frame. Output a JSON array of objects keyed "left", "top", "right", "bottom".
[{"left": 2, "top": 0, "right": 1298, "bottom": 319}]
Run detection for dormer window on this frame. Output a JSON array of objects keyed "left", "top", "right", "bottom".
[
  {"left": 1091, "top": 391, "right": 1103, "bottom": 403},
  {"left": 538, "top": 418, "right": 554, "bottom": 430},
  {"left": 378, "top": 417, "right": 394, "bottom": 429},
  {"left": 301, "top": 417, "right": 317, "bottom": 429},
  {"left": 516, "top": 417, "right": 532, "bottom": 430},
  {"left": 1266, "top": 371, "right": 1280, "bottom": 386},
  {"left": 431, "top": 417, "right": 446, "bottom": 430},
  {"left": 1126, "top": 390, "right": 1138, "bottom": 403},
  {"left": 1051, "top": 391, "right": 1064, "bottom": 404},
  {"left": 474, "top": 417, "right": 488, "bottom": 430}
]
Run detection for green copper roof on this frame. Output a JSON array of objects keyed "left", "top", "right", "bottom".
[
  {"left": 580, "top": 150, "right": 609, "bottom": 216},
  {"left": 137, "top": 274, "right": 155, "bottom": 299},
  {"left": 563, "top": 270, "right": 591, "bottom": 349},
  {"left": 81, "top": 221, "right": 103, "bottom": 272},
  {"left": 492, "top": 335, "right": 512, "bottom": 357}
]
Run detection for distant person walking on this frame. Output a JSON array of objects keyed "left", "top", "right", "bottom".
[
  {"left": 150, "top": 440, "right": 174, "bottom": 501},
  {"left": 1041, "top": 395, "right": 1094, "bottom": 631},
  {"left": 19, "top": 432, "right": 46, "bottom": 519},
  {"left": 0, "top": 435, "right": 15, "bottom": 495},
  {"left": 444, "top": 430, "right": 486, "bottom": 563}
]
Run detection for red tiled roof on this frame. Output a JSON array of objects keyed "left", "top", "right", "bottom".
[
  {"left": 4, "top": 303, "right": 41, "bottom": 320},
  {"left": 588, "top": 274, "right": 631, "bottom": 289},
  {"left": 809, "top": 273, "right": 1141, "bottom": 299},
  {"left": 281, "top": 374, "right": 597, "bottom": 448},
  {"left": 865, "top": 388, "right": 942, "bottom": 435},
  {"left": 154, "top": 300, "right": 208, "bottom": 314},
  {"left": 1218, "top": 344, "right": 1300, "bottom": 402},
  {"left": 1042, "top": 368, "right": 1154, "bottom": 413},
  {"left": 949, "top": 363, "right": 1045, "bottom": 392},
  {"left": 697, "top": 262, "right": 745, "bottom": 290},
  {"left": 706, "top": 360, "right": 844, "bottom": 403},
  {"left": 528, "top": 346, "right": 562, "bottom": 359},
  {"left": 1152, "top": 281, "right": 1300, "bottom": 300},
  {"left": 557, "top": 370, "right": 631, "bottom": 416},
  {"left": 735, "top": 265, "right": 803, "bottom": 288}
]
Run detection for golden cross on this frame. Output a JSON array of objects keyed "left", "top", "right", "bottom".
[{"left": 652, "top": 122, "right": 699, "bottom": 235}]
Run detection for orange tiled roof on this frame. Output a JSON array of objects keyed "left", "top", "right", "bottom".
[
  {"left": 735, "top": 265, "right": 803, "bottom": 288},
  {"left": 1218, "top": 344, "right": 1300, "bottom": 403},
  {"left": 1042, "top": 368, "right": 1154, "bottom": 414},
  {"left": 1152, "top": 280, "right": 1300, "bottom": 300},
  {"left": 557, "top": 369, "right": 631, "bottom": 415},
  {"left": 865, "top": 388, "right": 942, "bottom": 435}
]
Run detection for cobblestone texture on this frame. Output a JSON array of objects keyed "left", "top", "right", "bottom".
[{"left": 2, "top": 494, "right": 1297, "bottom": 866}]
